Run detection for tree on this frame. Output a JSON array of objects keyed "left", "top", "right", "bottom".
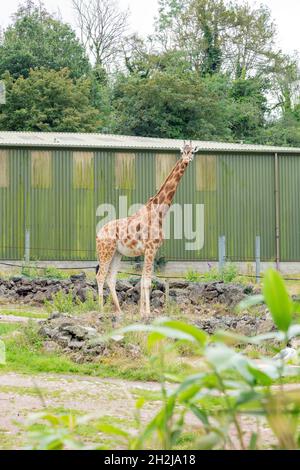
[
  {"left": 155, "top": 0, "right": 277, "bottom": 78},
  {"left": 229, "top": 76, "right": 269, "bottom": 142},
  {"left": 0, "top": 68, "right": 101, "bottom": 132},
  {"left": 0, "top": 1, "right": 90, "bottom": 79},
  {"left": 72, "top": 0, "right": 129, "bottom": 69},
  {"left": 266, "top": 53, "right": 300, "bottom": 115},
  {"left": 123, "top": 34, "right": 191, "bottom": 78},
  {"left": 156, "top": 0, "right": 231, "bottom": 75},
  {"left": 111, "top": 70, "right": 235, "bottom": 140},
  {"left": 224, "top": 2, "right": 276, "bottom": 79}
]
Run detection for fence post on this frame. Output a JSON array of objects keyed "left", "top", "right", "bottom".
[
  {"left": 255, "top": 236, "right": 261, "bottom": 284},
  {"left": 218, "top": 235, "right": 226, "bottom": 272},
  {"left": 24, "top": 229, "right": 30, "bottom": 264}
]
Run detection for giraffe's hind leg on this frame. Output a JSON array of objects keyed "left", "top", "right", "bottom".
[
  {"left": 96, "top": 241, "right": 116, "bottom": 313},
  {"left": 106, "top": 251, "right": 123, "bottom": 315}
]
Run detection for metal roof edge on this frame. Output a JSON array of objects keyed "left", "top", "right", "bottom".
[{"left": 0, "top": 131, "right": 300, "bottom": 154}]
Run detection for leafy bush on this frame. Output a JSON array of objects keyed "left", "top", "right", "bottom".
[{"left": 26, "top": 269, "right": 300, "bottom": 450}]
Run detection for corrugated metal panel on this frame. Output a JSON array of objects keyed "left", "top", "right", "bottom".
[
  {"left": 1, "top": 131, "right": 300, "bottom": 154},
  {"left": 1, "top": 146, "right": 299, "bottom": 262},
  {"left": 218, "top": 153, "right": 276, "bottom": 261},
  {"left": 279, "top": 155, "right": 300, "bottom": 261},
  {"left": 0, "top": 149, "right": 27, "bottom": 260}
]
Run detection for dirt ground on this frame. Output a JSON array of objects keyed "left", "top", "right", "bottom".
[
  {"left": 0, "top": 371, "right": 163, "bottom": 449},
  {"left": 1, "top": 370, "right": 300, "bottom": 450}
]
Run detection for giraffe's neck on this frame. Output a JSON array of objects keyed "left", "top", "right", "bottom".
[{"left": 148, "top": 158, "right": 190, "bottom": 212}]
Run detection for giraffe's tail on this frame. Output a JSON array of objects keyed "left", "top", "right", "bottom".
[{"left": 95, "top": 264, "right": 100, "bottom": 275}]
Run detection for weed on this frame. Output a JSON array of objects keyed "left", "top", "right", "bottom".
[
  {"left": 45, "top": 290, "right": 74, "bottom": 314},
  {"left": 42, "top": 267, "right": 68, "bottom": 280},
  {"left": 184, "top": 269, "right": 201, "bottom": 282}
]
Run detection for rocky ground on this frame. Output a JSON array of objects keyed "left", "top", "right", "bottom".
[
  {"left": 0, "top": 273, "right": 254, "bottom": 308},
  {"left": 1, "top": 274, "right": 275, "bottom": 361},
  {"left": 37, "top": 308, "right": 274, "bottom": 363}
]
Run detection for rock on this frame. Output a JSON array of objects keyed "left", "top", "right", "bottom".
[
  {"left": 151, "top": 290, "right": 164, "bottom": 298},
  {"left": 42, "top": 341, "right": 60, "bottom": 354},
  {"left": 116, "top": 280, "right": 132, "bottom": 291},
  {"left": 188, "top": 284, "right": 205, "bottom": 304},
  {"left": 16, "top": 285, "right": 33, "bottom": 295},
  {"left": 60, "top": 324, "right": 98, "bottom": 341},
  {"left": 11, "top": 275, "right": 24, "bottom": 283},
  {"left": 152, "top": 278, "right": 166, "bottom": 292},
  {"left": 151, "top": 296, "right": 164, "bottom": 309},
  {"left": 56, "top": 335, "right": 71, "bottom": 347},
  {"left": 68, "top": 340, "right": 84, "bottom": 350},
  {"left": 169, "top": 288, "right": 186, "bottom": 297},
  {"left": 169, "top": 280, "right": 189, "bottom": 289},
  {"left": 133, "top": 281, "right": 141, "bottom": 292},
  {"left": 49, "top": 312, "right": 62, "bottom": 320},
  {"left": 70, "top": 273, "right": 86, "bottom": 283},
  {"left": 34, "top": 291, "right": 47, "bottom": 303},
  {"left": 73, "top": 286, "right": 88, "bottom": 302},
  {"left": 127, "top": 343, "right": 141, "bottom": 357}
]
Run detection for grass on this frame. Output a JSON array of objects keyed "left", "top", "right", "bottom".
[
  {"left": 0, "top": 309, "right": 48, "bottom": 319},
  {"left": 0, "top": 322, "right": 195, "bottom": 382}
]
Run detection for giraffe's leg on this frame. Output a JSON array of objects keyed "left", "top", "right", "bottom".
[
  {"left": 106, "top": 251, "right": 123, "bottom": 315},
  {"left": 140, "top": 249, "right": 156, "bottom": 318},
  {"left": 96, "top": 243, "right": 116, "bottom": 313}
]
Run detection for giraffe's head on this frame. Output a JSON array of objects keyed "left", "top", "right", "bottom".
[{"left": 180, "top": 141, "right": 198, "bottom": 163}]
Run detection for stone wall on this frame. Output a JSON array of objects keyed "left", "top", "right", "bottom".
[{"left": 0, "top": 273, "right": 254, "bottom": 310}]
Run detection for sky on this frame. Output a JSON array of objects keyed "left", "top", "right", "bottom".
[{"left": 0, "top": 0, "right": 299, "bottom": 55}]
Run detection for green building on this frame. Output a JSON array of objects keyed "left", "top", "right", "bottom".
[{"left": 0, "top": 132, "right": 299, "bottom": 267}]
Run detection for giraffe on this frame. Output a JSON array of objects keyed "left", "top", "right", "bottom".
[{"left": 96, "top": 142, "right": 198, "bottom": 317}]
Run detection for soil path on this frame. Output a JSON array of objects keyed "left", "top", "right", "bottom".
[{"left": 1, "top": 371, "right": 300, "bottom": 450}]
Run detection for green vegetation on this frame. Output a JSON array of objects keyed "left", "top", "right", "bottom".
[
  {"left": 20, "top": 269, "right": 300, "bottom": 450},
  {"left": 0, "top": 321, "right": 192, "bottom": 382},
  {"left": 44, "top": 290, "right": 99, "bottom": 314},
  {"left": 184, "top": 264, "right": 239, "bottom": 283},
  {"left": 0, "top": 309, "right": 47, "bottom": 319},
  {"left": 0, "top": 0, "right": 299, "bottom": 144}
]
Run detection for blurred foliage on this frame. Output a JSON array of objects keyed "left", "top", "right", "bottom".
[{"left": 24, "top": 269, "right": 300, "bottom": 450}]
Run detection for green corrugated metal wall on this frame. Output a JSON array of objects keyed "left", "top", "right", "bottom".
[{"left": 0, "top": 147, "right": 299, "bottom": 261}]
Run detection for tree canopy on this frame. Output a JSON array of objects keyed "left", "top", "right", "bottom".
[
  {"left": 0, "top": 2, "right": 90, "bottom": 79},
  {"left": 0, "top": 68, "right": 101, "bottom": 132},
  {"left": 0, "top": 0, "right": 299, "bottom": 144}
]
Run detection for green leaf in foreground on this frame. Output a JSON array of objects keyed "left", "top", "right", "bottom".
[{"left": 263, "top": 269, "right": 292, "bottom": 332}]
